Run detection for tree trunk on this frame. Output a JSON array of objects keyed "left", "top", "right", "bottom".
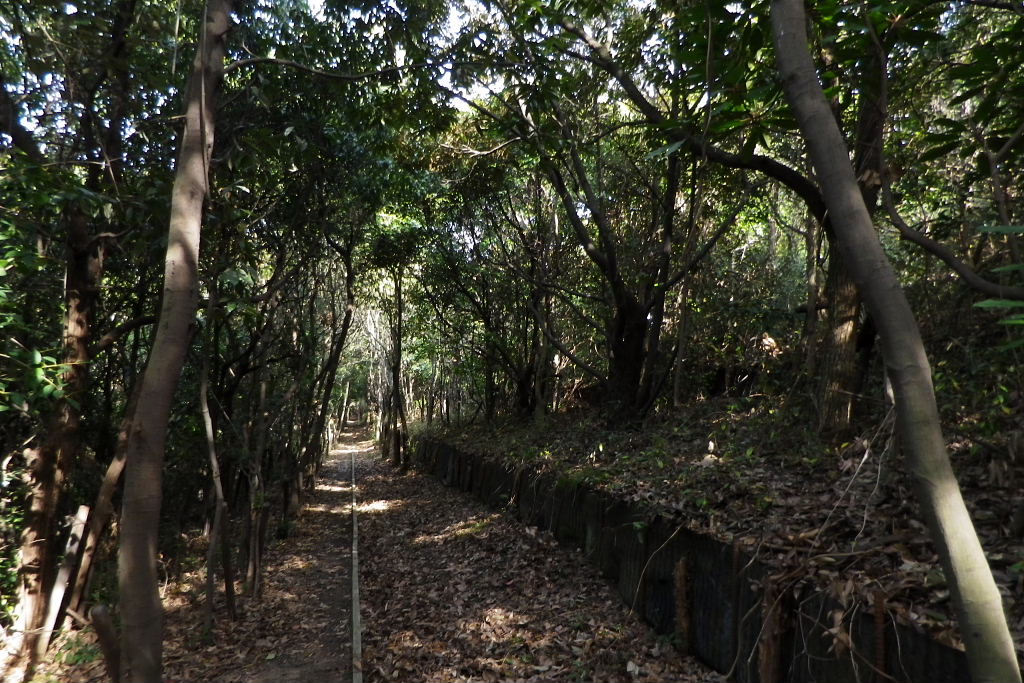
[
  {"left": 199, "top": 289, "right": 234, "bottom": 637},
  {"left": 302, "top": 321, "right": 350, "bottom": 478},
  {"left": 816, "top": 249, "right": 863, "bottom": 436},
  {"left": 605, "top": 295, "right": 647, "bottom": 425},
  {"left": 65, "top": 379, "right": 143, "bottom": 625},
  {"left": 1, "top": 13, "right": 137, "bottom": 668},
  {"left": 117, "top": 3, "right": 230, "bottom": 680},
  {"left": 246, "top": 378, "right": 268, "bottom": 598},
  {"left": 801, "top": 213, "right": 822, "bottom": 378},
  {"left": 390, "top": 269, "right": 407, "bottom": 468},
  {"left": 815, "top": 40, "right": 887, "bottom": 437},
  {"left": 771, "top": 4, "right": 1020, "bottom": 680},
  {"left": 671, "top": 283, "right": 692, "bottom": 406},
  {"left": 9, "top": 207, "right": 100, "bottom": 673},
  {"left": 339, "top": 379, "right": 351, "bottom": 427}
]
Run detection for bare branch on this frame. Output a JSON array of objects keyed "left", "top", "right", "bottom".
[
  {"left": 90, "top": 315, "right": 157, "bottom": 356},
  {"left": 662, "top": 183, "right": 755, "bottom": 294},
  {"left": 527, "top": 299, "right": 606, "bottom": 383},
  {"left": 882, "top": 183, "right": 1024, "bottom": 300},
  {"left": 439, "top": 137, "right": 521, "bottom": 157}
]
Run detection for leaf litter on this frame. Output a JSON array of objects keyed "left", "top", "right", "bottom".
[
  {"left": 34, "top": 430, "right": 722, "bottom": 682},
  {"left": 355, "top": 446, "right": 723, "bottom": 682},
  {"left": 426, "top": 396, "right": 1024, "bottom": 660}
]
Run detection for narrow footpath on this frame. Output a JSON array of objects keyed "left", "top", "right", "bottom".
[
  {"left": 38, "top": 429, "right": 723, "bottom": 682},
  {"left": 160, "top": 436, "right": 360, "bottom": 683},
  {"left": 354, "top": 437, "right": 723, "bottom": 683}
]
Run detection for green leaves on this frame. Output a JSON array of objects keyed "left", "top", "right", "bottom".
[
  {"left": 645, "top": 140, "right": 684, "bottom": 160},
  {"left": 979, "top": 225, "right": 1024, "bottom": 235},
  {"left": 973, "top": 299, "right": 1024, "bottom": 310},
  {"left": 0, "top": 344, "right": 69, "bottom": 415},
  {"left": 973, "top": 223, "right": 1024, "bottom": 349}
]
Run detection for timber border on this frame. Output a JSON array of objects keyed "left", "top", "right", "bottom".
[{"left": 409, "top": 438, "right": 973, "bottom": 683}]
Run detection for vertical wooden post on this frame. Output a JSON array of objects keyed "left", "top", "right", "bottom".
[{"left": 37, "top": 504, "right": 90, "bottom": 658}]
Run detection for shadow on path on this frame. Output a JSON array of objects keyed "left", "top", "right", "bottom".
[
  {"left": 354, "top": 445, "right": 724, "bottom": 682},
  {"left": 158, "top": 431, "right": 371, "bottom": 683}
]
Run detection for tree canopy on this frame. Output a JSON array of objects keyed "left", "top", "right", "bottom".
[{"left": 1, "top": 0, "right": 1023, "bottom": 680}]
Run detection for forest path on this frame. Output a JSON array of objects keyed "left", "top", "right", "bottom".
[
  {"left": 39, "top": 430, "right": 723, "bottom": 682},
  {"left": 354, "top": 444, "right": 724, "bottom": 682},
  {"left": 37, "top": 432, "right": 366, "bottom": 683},
  {"left": 161, "top": 432, "right": 365, "bottom": 683}
]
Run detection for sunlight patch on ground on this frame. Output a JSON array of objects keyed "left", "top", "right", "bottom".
[
  {"left": 412, "top": 513, "right": 499, "bottom": 545},
  {"left": 318, "top": 482, "right": 351, "bottom": 493},
  {"left": 479, "top": 606, "right": 528, "bottom": 631},
  {"left": 357, "top": 499, "right": 394, "bottom": 514},
  {"left": 305, "top": 502, "right": 351, "bottom": 514},
  {"left": 330, "top": 440, "right": 376, "bottom": 456},
  {"left": 280, "top": 557, "right": 313, "bottom": 571}
]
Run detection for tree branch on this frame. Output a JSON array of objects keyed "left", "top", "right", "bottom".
[
  {"left": 224, "top": 57, "right": 425, "bottom": 79},
  {"left": 90, "top": 315, "right": 157, "bottom": 356},
  {"left": 559, "top": 20, "right": 828, "bottom": 222},
  {"left": 224, "top": 56, "right": 522, "bottom": 81},
  {"left": 663, "top": 184, "right": 753, "bottom": 294},
  {"left": 882, "top": 183, "right": 1024, "bottom": 300},
  {"left": 527, "top": 299, "right": 606, "bottom": 383},
  {"left": 959, "top": 0, "right": 1023, "bottom": 11},
  {"left": 0, "top": 75, "right": 45, "bottom": 164},
  {"left": 440, "top": 138, "right": 521, "bottom": 157}
]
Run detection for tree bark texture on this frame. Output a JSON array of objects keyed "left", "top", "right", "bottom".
[
  {"left": 771, "top": 3, "right": 1020, "bottom": 681},
  {"left": 10, "top": 208, "right": 100, "bottom": 672},
  {"left": 816, "top": 250, "right": 863, "bottom": 436},
  {"left": 814, "top": 39, "right": 886, "bottom": 437},
  {"left": 117, "top": 2, "right": 231, "bottom": 681}
]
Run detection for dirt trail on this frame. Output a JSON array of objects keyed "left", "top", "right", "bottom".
[
  {"left": 355, "top": 445, "right": 723, "bottom": 682},
  {"left": 36, "top": 435, "right": 362, "bottom": 683},
  {"left": 38, "top": 429, "right": 722, "bottom": 682},
  {"left": 160, "top": 434, "right": 361, "bottom": 683}
]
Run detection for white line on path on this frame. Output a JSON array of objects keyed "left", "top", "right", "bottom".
[{"left": 351, "top": 448, "right": 363, "bottom": 683}]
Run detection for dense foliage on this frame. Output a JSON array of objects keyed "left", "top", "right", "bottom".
[{"left": 0, "top": 0, "right": 1021, "bottom": 679}]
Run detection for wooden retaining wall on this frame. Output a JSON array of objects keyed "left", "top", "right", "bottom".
[{"left": 410, "top": 438, "right": 972, "bottom": 683}]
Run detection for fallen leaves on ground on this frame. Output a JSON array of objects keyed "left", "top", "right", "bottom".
[
  {"left": 34, "top": 438, "right": 359, "bottom": 683},
  {"left": 426, "top": 399, "right": 1024, "bottom": 657},
  {"left": 35, "top": 431, "right": 721, "bottom": 683},
  {"left": 356, "top": 449, "right": 723, "bottom": 683}
]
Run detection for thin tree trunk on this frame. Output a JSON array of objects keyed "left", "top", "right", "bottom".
[
  {"left": 801, "top": 213, "right": 821, "bottom": 378},
  {"left": 2, "top": 1, "right": 135, "bottom": 665},
  {"left": 36, "top": 504, "right": 89, "bottom": 658},
  {"left": 771, "top": 4, "right": 1020, "bottom": 680},
  {"left": 246, "top": 379, "right": 268, "bottom": 598},
  {"left": 199, "top": 289, "right": 234, "bottom": 638},
  {"left": 117, "top": 3, "right": 231, "bottom": 680},
  {"left": 8, "top": 208, "right": 99, "bottom": 675},
  {"left": 65, "top": 379, "right": 142, "bottom": 624},
  {"left": 671, "top": 283, "right": 691, "bottom": 406},
  {"left": 302, "top": 243, "right": 356, "bottom": 476},
  {"left": 339, "top": 380, "right": 351, "bottom": 427}
]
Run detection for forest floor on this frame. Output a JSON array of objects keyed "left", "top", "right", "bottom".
[
  {"left": 34, "top": 429, "right": 723, "bottom": 682},
  {"left": 36, "top": 435, "right": 360, "bottom": 683},
  {"left": 420, "top": 394, "right": 1024, "bottom": 660}
]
